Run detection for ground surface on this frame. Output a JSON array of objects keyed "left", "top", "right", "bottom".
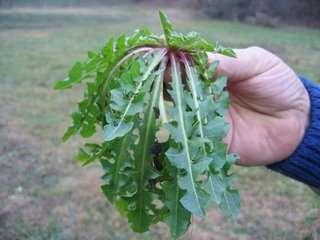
[{"left": 0, "top": 5, "right": 319, "bottom": 240}]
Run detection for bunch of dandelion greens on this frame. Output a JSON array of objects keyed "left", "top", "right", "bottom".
[{"left": 54, "top": 12, "right": 240, "bottom": 239}]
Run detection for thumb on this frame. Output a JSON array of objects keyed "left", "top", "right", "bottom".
[{"left": 207, "top": 46, "right": 277, "bottom": 82}]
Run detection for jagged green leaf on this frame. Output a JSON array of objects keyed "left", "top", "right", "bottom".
[
  {"left": 159, "top": 11, "right": 173, "bottom": 46},
  {"left": 163, "top": 170, "right": 191, "bottom": 239},
  {"left": 165, "top": 54, "right": 209, "bottom": 217},
  {"left": 181, "top": 52, "right": 239, "bottom": 219},
  {"left": 220, "top": 188, "right": 240, "bottom": 218},
  {"left": 103, "top": 49, "right": 167, "bottom": 141},
  {"left": 126, "top": 56, "right": 167, "bottom": 232},
  {"left": 101, "top": 136, "right": 132, "bottom": 203}
]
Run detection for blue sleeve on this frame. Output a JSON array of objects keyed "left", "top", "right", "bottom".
[{"left": 267, "top": 76, "right": 320, "bottom": 188}]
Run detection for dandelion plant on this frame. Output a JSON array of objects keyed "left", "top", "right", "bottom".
[{"left": 54, "top": 12, "right": 240, "bottom": 239}]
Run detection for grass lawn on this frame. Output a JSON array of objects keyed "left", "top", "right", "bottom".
[{"left": 0, "top": 5, "right": 319, "bottom": 240}]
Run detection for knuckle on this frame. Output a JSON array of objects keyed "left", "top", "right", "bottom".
[
  {"left": 246, "top": 46, "right": 280, "bottom": 64},
  {"left": 247, "top": 46, "right": 269, "bottom": 56}
]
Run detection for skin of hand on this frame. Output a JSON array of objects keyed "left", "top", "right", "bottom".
[{"left": 208, "top": 47, "right": 310, "bottom": 166}]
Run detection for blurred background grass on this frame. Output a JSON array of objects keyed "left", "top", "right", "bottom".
[{"left": 0, "top": 2, "right": 319, "bottom": 240}]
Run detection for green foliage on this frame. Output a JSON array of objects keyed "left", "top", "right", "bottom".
[{"left": 55, "top": 11, "right": 239, "bottom": 239}]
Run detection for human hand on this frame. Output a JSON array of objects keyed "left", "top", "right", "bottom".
[{"left": 208, "top": 47, "right": 310, "bottom": 166}]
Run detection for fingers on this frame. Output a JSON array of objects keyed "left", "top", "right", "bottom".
[{"left": 207, "top": 46, "right": 280, "bottom": 82}]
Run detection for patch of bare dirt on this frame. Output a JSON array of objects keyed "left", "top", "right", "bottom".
[
  {"left": 0, "top": 117, "right": 319, "bottom": 239},
  {"left": 0, "top": 120, "right": 68, "bottom": 238}
]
